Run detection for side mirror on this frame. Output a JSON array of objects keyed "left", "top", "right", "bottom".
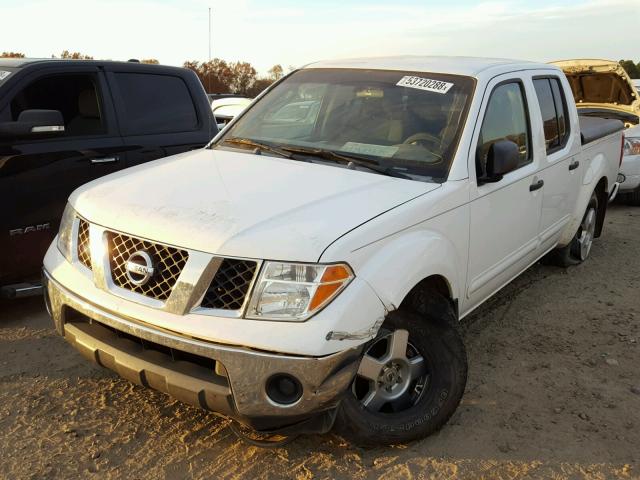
[
  {"left": 0, "top": 109, "right": 65, "bottom": 139},
  {"left": 481, "top": 140, "right": 520, "bottom": 183}
]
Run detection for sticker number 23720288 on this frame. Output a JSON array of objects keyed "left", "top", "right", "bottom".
[{"left": 396, "top": 76, "right": 454, "bottom": 94}]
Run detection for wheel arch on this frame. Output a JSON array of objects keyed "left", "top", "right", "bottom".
[
  {"left": 354, "top": 229, "right": 463, "bottom": 320},
  {"left": 400, "top": 275, "right": 457, "bottom": 319}
]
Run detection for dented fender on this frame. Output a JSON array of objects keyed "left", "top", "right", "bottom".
[{"left": 354, "top": 230, "right": 461, "bottom": 312}]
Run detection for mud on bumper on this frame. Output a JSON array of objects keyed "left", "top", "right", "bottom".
[{"left": 43, "top": 270, "right": 362, "bottom": 433}]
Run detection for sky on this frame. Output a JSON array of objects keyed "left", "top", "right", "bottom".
[{"left": 1, "top": 0, "right": 639, "bottom": 74}]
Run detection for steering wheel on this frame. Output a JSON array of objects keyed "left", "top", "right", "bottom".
[
  {"left": 403, "top": 132, "right": 441, "bottom": 148},
  {"left": 393, "top": 132, "right": 443, "bottom": 163}
]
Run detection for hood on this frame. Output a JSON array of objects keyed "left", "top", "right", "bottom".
[
  {"left": 551, "top": 59, "right": 640, "bottom": 124},
  {"left": 71, "top": 149, "right": 436, "bottom": 262}
]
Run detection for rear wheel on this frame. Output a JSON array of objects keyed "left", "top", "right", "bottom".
[
  {"left": 571, "top": 193, "right": 598, "bottom": 262},
  {"left": 337, "top": 295, "right": 467, "bottom": 445},
  {"left": 548, "top": 191, "right": 599, "bottom": 267}
]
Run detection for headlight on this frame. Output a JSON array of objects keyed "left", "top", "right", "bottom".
[
  {"left": 57, "top": 203, "right": 76, "bottom": 262},
  {"left": 246, "top": 262, "right": 354, "bottom": 321},
  {"left": 624, "top": 137, "right": 640, "bottom": 156}
]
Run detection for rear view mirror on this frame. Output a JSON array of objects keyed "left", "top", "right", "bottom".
[
  {"left": 0, "top": 109, "right": 65, "bottom": 139},
  {"left": 482, "top": 140, "right": 520, "bottom": 182}
]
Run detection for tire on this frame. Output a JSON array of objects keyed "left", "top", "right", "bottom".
[
  {"left": 626, "top": 190, "right": 640, "bottom": 206},
  {"left": 336, "top": 293, "right": 467, "bottom": 445},
  {"left": 548, "top": 191, "right": 599, "bottom": 267}
]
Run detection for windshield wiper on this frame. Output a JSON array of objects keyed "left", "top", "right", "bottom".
[
  {"left": 220, "top": 137, "right": 293, "bottom": 159},
  {"left": 277, "top": 145, "right": 412, "bottom": 179}
]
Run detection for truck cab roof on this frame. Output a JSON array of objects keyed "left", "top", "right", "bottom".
[
  {"left": 304, "top": 56, "right": 548, "bottom": 78},
  {"left": 0, "top": 58, "right": 185, "bottom": 74}
]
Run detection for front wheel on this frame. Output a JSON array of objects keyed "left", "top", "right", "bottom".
[{"left": 337, "top": 303, "right": 467, "bottom": 445}]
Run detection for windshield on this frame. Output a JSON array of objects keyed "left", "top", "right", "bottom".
[{"left": 215, "top": 68, "right": 475, "bottom": 181}]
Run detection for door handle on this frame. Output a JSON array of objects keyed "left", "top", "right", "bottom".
[
  {"left": 569, "top": 160, "right": 580, "bottom": 171},
  {"left": 529, "top": 179, "right": 544, "bottom": 192},
  {"left": 91, "top": 156, "right": 118, "bottom": 164}
]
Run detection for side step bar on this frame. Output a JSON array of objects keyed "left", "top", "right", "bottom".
[{"left": 0, "top": 282, "right": 43, "bottom": 299}]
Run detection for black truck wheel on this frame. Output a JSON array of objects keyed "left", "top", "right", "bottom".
[{"left": 337, "top": 298, "right": 467, "bottom": 445}]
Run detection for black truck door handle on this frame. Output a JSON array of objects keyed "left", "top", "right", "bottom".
[
  {"left": 569, "top": 160, "right": 580, "bottom": 171},
  {"left": 91, "top": 156, "right": 118, "bottom": 164},
  {"left": 529, "top": 179, "right": 544, "bottom": 192}
]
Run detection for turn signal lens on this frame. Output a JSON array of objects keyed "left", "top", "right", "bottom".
[
  {"left": 309, "top": 265, "right": 352, "bottom": 311},
  {"left": 246, "top": 262, "right": 354, "bottom": 321}
]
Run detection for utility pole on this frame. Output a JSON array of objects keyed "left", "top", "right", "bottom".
[
  {"left": 208, "top": 7, "right": 212, "bottom": 62},
  {"left": 208, "top": 7, "right": 212, "bottom": 93}
]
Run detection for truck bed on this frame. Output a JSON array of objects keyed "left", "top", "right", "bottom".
[{"left": 579, "top": 115, "right": 624, "bottom": 145}]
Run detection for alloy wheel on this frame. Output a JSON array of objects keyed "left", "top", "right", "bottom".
[{"left": 352, "top": 329, "right": 429, "bottom": 413}]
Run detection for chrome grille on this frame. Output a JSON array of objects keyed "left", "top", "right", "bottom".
[
  {"left": 77, "top": 219, "right": 92, "bottom": 270},
  {"left": 201, "top": 259, "right": 257, "bottom": 310},
  {"left": 107, "top": 232, "right": 189, "bottom": 301}
]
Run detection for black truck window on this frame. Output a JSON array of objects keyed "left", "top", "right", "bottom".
[
  {"left": 10, "top": 74, "right": 105, "bottom": 137},
  {"left": 114, "top": 73, "right": 198, "bottom": 135}
]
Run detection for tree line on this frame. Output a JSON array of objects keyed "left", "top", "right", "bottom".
[
  {"left": 620, "top": 60, "right": 640, "bottom": 79},
  {"left": 5, "top": 50, "right": 637, "bottom": 94},
  {"left": 1, "top": 51, "right": 284, "bottom": 97}
]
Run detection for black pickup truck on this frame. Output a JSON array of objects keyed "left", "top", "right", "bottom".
[{"left": 0, "top": 59, "right": 216, "bottom": 298}]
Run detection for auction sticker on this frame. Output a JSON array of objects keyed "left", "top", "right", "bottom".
[
  {"left": 396, "top": 76, "right": 453, "bottom": 94},
  {"left": 0, "top": 71, "right": 11, "bottom": 81},
  {"left": 342, "top": 142, "right": 398, "bottom": 157}
]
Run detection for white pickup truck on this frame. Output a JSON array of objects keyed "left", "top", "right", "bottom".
[{"left": 43, "top": 56, "right": 624, "bottom": 445}]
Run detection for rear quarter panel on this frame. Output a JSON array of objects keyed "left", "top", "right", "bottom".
[{"left": 559, "top": 131, "right": 622, "bottom": 244}]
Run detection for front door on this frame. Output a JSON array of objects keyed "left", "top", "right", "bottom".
[
  {"left": 465, "top": 77, "right": 543, "bottom": 314},
  {"left": 0, "top": 67, "right": 126, "bottom": 284}
]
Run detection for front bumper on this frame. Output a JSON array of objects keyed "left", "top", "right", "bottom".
[{"left": 43, "top": 270, "right": 363, "bottom": 432}]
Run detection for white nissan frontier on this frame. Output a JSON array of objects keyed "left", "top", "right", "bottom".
[{"left": 43, "top": 56, "right": 624, "bottom": 445}]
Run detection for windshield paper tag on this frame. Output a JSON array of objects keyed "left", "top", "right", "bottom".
[
  {"left": 396, "top": 76, "right": 453, "bottom": 94},
  {"left": 342, "top": 142, "right": 398, "bottom": 158},
  {"left": 0, "top": 71, "right": 11, "bottom": 81}
]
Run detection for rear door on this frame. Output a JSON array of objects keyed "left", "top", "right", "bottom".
[
  {"left": 531, "top": 74, "right": 581, "bottom": 253},
  {"left": 0, "top": 65, "right": 126, "bottom": 284},
  {"left": 465, "top": 75, "right": 543, "bottom": 312},
  {"left": 106, "top": 66, "right": 215, "bottom": 168}
]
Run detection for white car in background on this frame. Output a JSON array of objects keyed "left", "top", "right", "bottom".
[
  {"left": 209, "top": 95, "right": 252, "bottom": 130},
  {"left": 552, "top": 60, "right": 640, "bottom": 203}
]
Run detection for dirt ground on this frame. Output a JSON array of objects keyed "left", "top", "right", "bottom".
[{"left": 1, "top": 204, "right": 639, "bottom": 480}]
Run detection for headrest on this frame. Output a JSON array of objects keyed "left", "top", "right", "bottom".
[{"left": 78, "top": 89, "right": 100, "bottom": 118}]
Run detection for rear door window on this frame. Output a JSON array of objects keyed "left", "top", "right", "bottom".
[
  {"left": 550, "top": 78, "right": 569, "bottom": 146},
  {"left": 113, "top": 73, "right": 198, "bottom": 135},
  {"left": 533, "top": 77, "right": 570, "bottom": 153}
]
